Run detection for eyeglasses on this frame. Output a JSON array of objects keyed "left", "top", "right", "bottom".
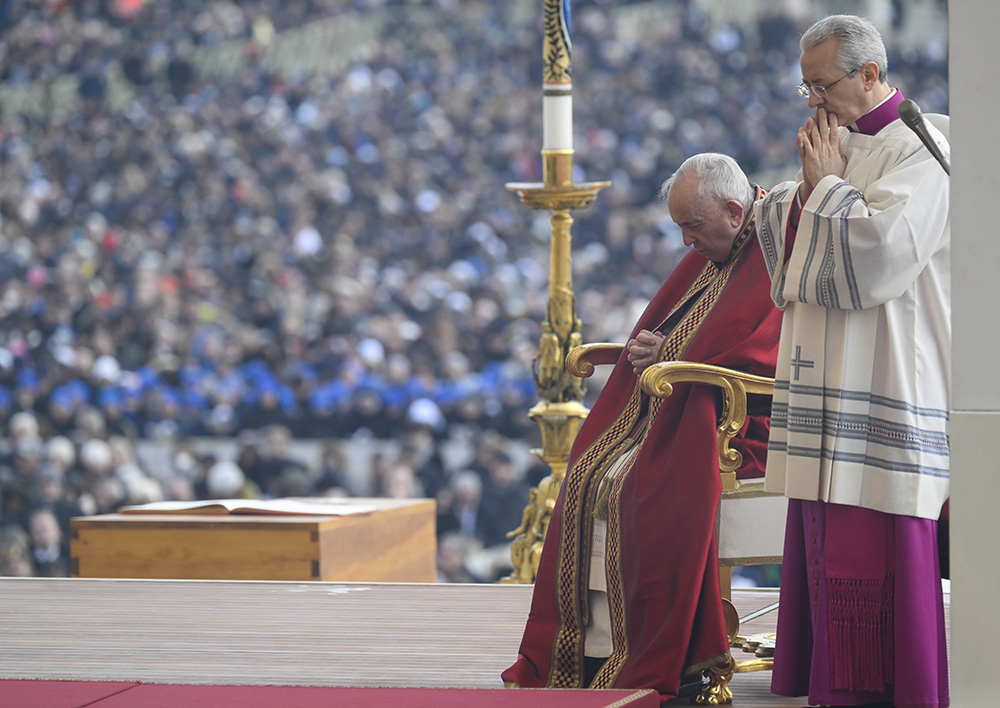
[{"left": 796, "top": 69, "right": 859, "bottom": 98}]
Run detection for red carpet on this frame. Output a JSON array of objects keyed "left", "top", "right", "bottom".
[
  {"left": 0, "top": 680, "right": 139, "bottom": 707},
  {"left": 1, "top": 681, "right": 658, "bottom": 708}
]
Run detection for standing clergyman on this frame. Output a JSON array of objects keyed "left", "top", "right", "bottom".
[{"left": 755, "top": 14, "right": 950, "bottom": 708}]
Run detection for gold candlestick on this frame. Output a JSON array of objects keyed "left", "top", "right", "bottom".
[
  {"left": 501, "top": 147, "right": 608, "bottom": 584},
  {"left": 500, "top": 0, "right": 607, "bottom": 585}
]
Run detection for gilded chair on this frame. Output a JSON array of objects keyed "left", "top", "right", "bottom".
[{"left": 566, "top": 343, "right": 784, "bottom": 704}]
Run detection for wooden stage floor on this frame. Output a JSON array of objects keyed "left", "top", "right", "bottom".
[{"left": 1, "top": 578, "right": 949, "bottom": 706}]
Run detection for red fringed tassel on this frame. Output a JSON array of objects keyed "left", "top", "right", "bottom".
[{"left": 828, "top": 572, "right": 895, "bottom": 692}]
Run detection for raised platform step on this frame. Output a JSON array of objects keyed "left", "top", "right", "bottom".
[{"left": 3, "top": 578, "right": 942, "bottom": 707}]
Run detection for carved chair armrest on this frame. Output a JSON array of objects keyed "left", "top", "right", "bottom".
[
  {"left": 565, "top": 343, "right": 624, "bottom": 378},
  {"left": 639, "top": 362, "right": 775, "bottom": 477}
]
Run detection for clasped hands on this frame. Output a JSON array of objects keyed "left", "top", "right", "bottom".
[
  {"left": 627, "top": 329, "right": 665, "bottom": 375},
  {"left": 797, "top": 107, "right": 848, "bottom": 201}
]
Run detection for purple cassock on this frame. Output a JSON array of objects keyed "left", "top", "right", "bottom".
[{"left": 770, "top": 90, "right": 951, "bottom": 708}]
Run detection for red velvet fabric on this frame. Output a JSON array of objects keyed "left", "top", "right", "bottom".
[
  {"left": 502, "top": 225, "right": 781, "bottom": 703},
  {"left": 0, "top": 680, "right": 139, "bottom": 708},
  {"left": 0, "top": 682, "right": 659, "bottom": 708}
]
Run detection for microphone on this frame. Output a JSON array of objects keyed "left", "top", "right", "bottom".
[{"left": 897, "top": 99, "right": 950, "bottom": 175}]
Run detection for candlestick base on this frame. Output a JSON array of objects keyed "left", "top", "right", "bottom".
[{"left": 501, "top": 399, "right": 589, "bottom": 585}]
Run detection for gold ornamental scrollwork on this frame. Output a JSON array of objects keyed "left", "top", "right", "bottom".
[
  {"left": 639, "top": 361, "right": 774, "bottom": 475},
  {"left": 692, "top": 657, "right": 736, "bottom": 706},
  {"left": 504, "top": 400, "right": 588, "bottom": 585}
]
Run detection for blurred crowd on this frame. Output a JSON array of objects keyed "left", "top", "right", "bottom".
[{"left": 0, "top": 0, "right": 948, "bottom": 580}]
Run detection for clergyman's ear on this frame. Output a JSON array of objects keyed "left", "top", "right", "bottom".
[
  {"left": 726, "top": 199, "right": 744, "bottom": 226},
  {"left": 861, "top": 60, "right": 880, "bottom": 87}
]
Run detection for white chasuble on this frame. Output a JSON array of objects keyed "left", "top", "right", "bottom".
[{"left": 755, "top": 117, "right": 951, "bottom": 520}]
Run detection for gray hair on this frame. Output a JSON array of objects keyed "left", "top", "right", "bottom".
[
  {"left": 659, "top": 153, "right": 754, "bottom": 214},
  {"left": 801, "top": 14, "right": 888, "bottom": 83}
]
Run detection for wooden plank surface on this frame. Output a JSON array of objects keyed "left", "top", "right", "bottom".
[
  {"left": 0, "top": 578, "right": 949, "bottom": 707},
  {"left": 0, "top": 578, "right": 533, "bottom": 688}
]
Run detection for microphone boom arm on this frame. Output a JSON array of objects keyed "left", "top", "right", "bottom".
[{"left": 898, "top": 98, "right": 950, "bottom": 175}]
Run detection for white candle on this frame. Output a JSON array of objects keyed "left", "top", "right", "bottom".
[{"left": 543, "top": 88, "right": 573, "bottom": 151}]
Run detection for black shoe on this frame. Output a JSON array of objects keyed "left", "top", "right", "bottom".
[{"left": 678, "top": 673, "right": 706, "bottom": 697}]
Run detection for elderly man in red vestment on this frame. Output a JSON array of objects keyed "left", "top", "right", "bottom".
[{"left": 502, "top": 153, "right": 782, "bottom": 702}]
